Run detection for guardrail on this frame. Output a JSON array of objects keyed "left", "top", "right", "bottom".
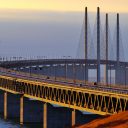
[{"left": 0, "top": 67, "right": 128, "bottom": 95}]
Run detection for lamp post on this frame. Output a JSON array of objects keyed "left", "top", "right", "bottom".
[{"left": 64, "top": 56, "right": 67, "bottom": 81}]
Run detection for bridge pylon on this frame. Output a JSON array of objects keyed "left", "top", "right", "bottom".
[
  {"left": 97, "top": 7, "right": 101, "bottom": 83},
  {"left": 85, "top": 7, "right": 88, "bottom": 83},
  {"left": 115, "top": 13, "right": 120, "bottom": 85},
  {"left": 105, "top": 13, "right": 108, "bottom": 85}
]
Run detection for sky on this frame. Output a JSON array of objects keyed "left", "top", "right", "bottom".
[
  {"left": 0, "top": 0, "right": 128, "bottom": 60},
  {"left": 0, "top": 0, "right": 128, "bottom": 12}
]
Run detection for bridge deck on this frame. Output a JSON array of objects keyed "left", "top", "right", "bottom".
[
  {"left": 0, "top": 67, "right": 128, "bottom": 115},
  {"left": 0, "top": 59, "right": 127, "bottom": 68}
]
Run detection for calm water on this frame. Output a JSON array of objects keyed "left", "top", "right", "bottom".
[
  {"left": 0, "top": 118, "right": 42, "bottom": 128},
  {"left": 0, "top": 118, "right": 25, "bottom": 128},
  {"left": 0, "top": 113, "right": 100, "bottom": 128}
]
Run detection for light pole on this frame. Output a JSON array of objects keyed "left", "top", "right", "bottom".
[
  {"left": 63, "top": 56, "right": 68, "bottom": 82},
  {"left": 125, "top": 64, "right": 126, "bottom": 88}
]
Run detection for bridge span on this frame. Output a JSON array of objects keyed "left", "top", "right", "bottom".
[
  {"left": 1, "top": 59, "right": 128, "bottom": 68},
  {"left": 0, "top": 67, "right": 128, "bottom": 127},
  {"left": 1, "top": 58, "right": 128, "bottom": 85}
]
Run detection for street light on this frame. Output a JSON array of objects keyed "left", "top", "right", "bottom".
[{"left": 63, "top": 56, "right": 67, "bottom": 81}]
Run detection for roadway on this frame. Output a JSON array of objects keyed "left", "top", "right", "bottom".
[
  {"left": 0, "top": 67, "right": 128, "bottom": 95},
  {"left": 0, "top": 59, "right": 127, "bottom": 68}
]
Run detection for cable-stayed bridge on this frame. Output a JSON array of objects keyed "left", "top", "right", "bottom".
[{"left": 0, "top": 7, "right": 128, "bottom": 128}]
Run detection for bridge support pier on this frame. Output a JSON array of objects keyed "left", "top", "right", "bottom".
[
  {"left": 43, "top": 103, "right": 47, "bottom": 128},
  {"left": 72, "top": 109, "right": 76, "bottom": 127},
  {"left": 20, "top": 95, "right": 24, "bottom": 125},
  {"left": 4, "top": 91, "right": 7, "bottom": 120}
]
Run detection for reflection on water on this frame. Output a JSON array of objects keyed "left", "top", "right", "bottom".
[
  {"left": 0, "top": 118, "right": 25, "bottom": 128},
  {"left": 0, "top": 114, "right": 100, "bottom": 128},
  {"left": 0, "top": 118, "right": 42, "bottom": 128}
]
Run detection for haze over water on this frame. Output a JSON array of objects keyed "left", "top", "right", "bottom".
[{"left": 0, "top": 10, "right": 128, "bottom": 61}]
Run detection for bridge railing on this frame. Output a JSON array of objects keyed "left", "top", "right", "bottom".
[{"left": 0, "top": 67, "right": 128, "bottom": 91}]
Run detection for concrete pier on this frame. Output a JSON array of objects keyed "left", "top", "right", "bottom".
[
  {"left": 72, "top": 109, "right": 76, "bottom": 126},
  {"left": 4, "top": 92, "right": 7, "bottom": 120},
  {"left": 43, "top": 103, "right": 47, "bottom": 128},
  {"left": 20, "top": 95, "right": 24, "bottom": 125}
]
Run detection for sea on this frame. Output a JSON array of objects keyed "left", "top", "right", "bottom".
[
  {"left": 0, "top": 118, "right": 41, "bottom": 128},
  {"left": 0, "top": 118, "right": 25, "bottom": 128}
]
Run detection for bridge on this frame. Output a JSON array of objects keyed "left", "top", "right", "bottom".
[{"left": 0, "top": 7, "right": 128, "bottom": 128}]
